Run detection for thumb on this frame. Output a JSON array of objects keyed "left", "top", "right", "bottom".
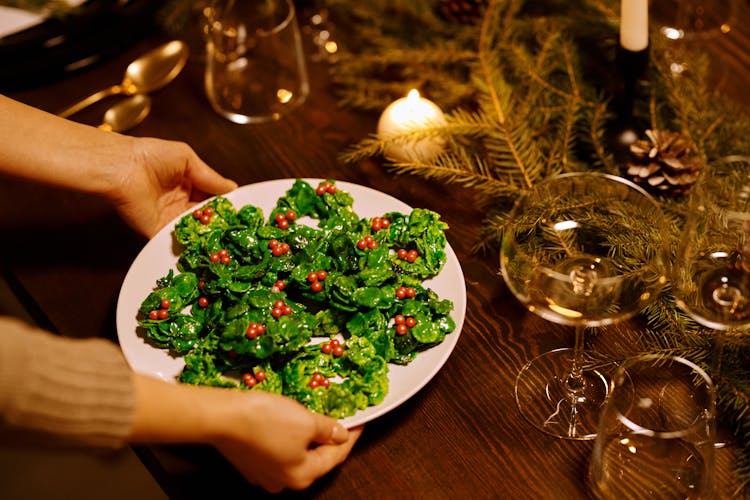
[
  {"left": 188, "top": 157, "right": 238, "bottom": 195},
  {"left": 311, "top": 415, "right": 349, "bottom": 445}
]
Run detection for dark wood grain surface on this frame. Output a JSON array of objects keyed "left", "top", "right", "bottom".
[{"left": 2, "top": 3, "right": 748, "bottom": 499}]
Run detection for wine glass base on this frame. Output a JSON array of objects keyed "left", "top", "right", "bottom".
[{"left": 515, "top": 348, "right": 609, "bottom": 440}]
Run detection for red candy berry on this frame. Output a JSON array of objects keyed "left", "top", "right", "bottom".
[
  {"left": 271, "top": 300, "right": 293, "bottom": 317},
  {"left": 316, "top": 182, "right": 337, "bottom": 195},
  {"left": 306, "top": 269, "right": 328, "bottom": 293},
  {"left": 192, "top": 207, "right": 214, "bottom": 225},
  {"left": 242, "top": 373, "right": 257, "bottom": 388},
  {"left": 397, "top": 248, "right": 419, "bottom": 262},
  {"left": 371, "top": 217, "right": 391, "bottom": 232},
  {"left": 274, "top": 210, "right": 296, "bottom": 230},
  {"left": 394, "top": 315, "right": 416, "bottom": 336},
  {"left": 269, "top": 239, "right": 291, "bottom": 257},
  {"left": 357, "top": 235, "right": 378, "bottom": 250},
  {"left": 396, "top": 286, "right": 416, "bottom": 299},
  {"left": 245, "top": 322, "right": 265, "bottom": 339},
  {"left": 309, "top": 372, "right": 330, "bottom": 389}
]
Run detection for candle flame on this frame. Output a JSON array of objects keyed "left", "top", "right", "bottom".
[{"left": 407, "top": 89, "right": 421, "bottom": 103}]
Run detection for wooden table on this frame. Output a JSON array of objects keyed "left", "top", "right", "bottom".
[{"left": 2, "top": 3, "right": 748, "bottom": 499}]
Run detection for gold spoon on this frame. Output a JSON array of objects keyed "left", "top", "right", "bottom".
[
  {"left": 58, "top": 40, "right": 189, "bottom": 118},
  {"left": 97, "top": 94, "right": 152, "bottom": 132}
]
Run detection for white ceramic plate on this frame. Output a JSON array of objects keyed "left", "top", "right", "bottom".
[
  {"left": 116, "top": 179, "right": 466, "bottom": 428},
  {"left": 0, "top": 6, "right": 44, "bottom": 38},
  {"left": 0, "top": 1, "right": 86, "bottom": 39}
]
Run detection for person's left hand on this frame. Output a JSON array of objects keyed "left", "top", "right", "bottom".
[{"left": 108, "top": 136, "right": 237, "bottom": 238}]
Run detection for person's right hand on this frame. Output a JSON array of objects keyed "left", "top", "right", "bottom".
[
  {"left": 130, "top": 374, "right": 362, "bottom": 493},
  {"left": 212, "top": 390, "right": 363, "bottom": 493}
]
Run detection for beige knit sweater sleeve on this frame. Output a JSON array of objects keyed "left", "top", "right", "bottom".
[{"left": 0, "top": 316, "right": 134, "bottom": 449}]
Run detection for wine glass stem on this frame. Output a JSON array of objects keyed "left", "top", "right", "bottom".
[
  {"left": 565, "top": 325, "right": 587, "bottom": 394},
  {"left": 711, "top": 331, "right": 724, "bottom": 375}
]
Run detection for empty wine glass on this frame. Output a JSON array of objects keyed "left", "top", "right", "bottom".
[
  {"left": 589, "top": 354, "right": 716, "bottom": 499},
  {"left": 500, "top": 172, "right": 670, "bottom": 440},
  {"left": 653, "top": 0, "right": 737, "bottom": 75},
  {"left": 673, "top": 156, "right": 750, "bottom": 369}
]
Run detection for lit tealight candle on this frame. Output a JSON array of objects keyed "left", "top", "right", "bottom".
[{"left": 376, "top": 89, "right": 447, "bottom": 162}]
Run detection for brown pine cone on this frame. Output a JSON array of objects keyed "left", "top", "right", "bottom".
[{"left": 625, "top": 129, "right": 703, "bottom": 197}]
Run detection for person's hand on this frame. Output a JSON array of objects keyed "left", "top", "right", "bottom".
[
  {"left": 212, "top": 390, "right": 363, "bottom": 493},
  {"left": 130, "top": 374, "right": 362, "bottom": 493},
  {"left": 108, "top": 137, "right": 237, "bottom": 238}
]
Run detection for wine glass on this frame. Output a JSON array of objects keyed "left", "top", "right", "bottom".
[
  {"left": 672, "top": 156, "right": 750, "bottom": 369},
  {"left": 500, "top": 172, "right": 670, "bottom": 440},
  {"left": 653, "top": 0, "right": 738, "bottom": 75},
  {"left": 589, "top": 354, "right": 716, "bottom": 498}
]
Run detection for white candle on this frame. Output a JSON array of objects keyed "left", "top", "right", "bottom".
[
  {"left": 620, "top": 0, "right": 649, "bottom": 52},
  {"left": 376, "top": 89, "right": 447, "bottom": 162}
]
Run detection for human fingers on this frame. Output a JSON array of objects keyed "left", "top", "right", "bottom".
[
  {"left": 302, "top": 425, "right": 363, "bottom": 480},
  {"left": 184, "top": 152, "right": 237, "bottom": 197},
  {"left": 309, "top": 412, "right": 350, "bottom": 445}
]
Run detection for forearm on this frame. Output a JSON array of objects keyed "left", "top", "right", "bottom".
[
  {"left": 0, "top": 94, "right": 134, "bottom": 198},
  {"left": 0, "top": 317, "right": 134, "bottom": 448},
  {"left": 129, "top": 374, "right": 224, "bottom": 445}
]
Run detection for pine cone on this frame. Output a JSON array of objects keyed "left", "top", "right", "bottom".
[
  {"left": 438, "top": 0, "right": 487, "bottom": 24},
  {"left": 625, "top": 129, "right": 703, "bottom": 197}
]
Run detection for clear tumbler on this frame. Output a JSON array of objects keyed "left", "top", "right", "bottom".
[{"left": 204, "top": 0, "right": 309, "bottom": 124}]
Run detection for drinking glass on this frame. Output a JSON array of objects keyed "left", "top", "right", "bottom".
[
  {"left": 672, "top": 156, "right": 750, "bottom": 368},
  {"left": 500, "top": 172, "right": 670, "bottom": 440},
  {"left": 655, "top": 0, "right": 736, "bottom": 42},
  {"left": 204, "top": 0, "right": 310, "bottom": 124},
  {"left": 653, "top": 0, "right": 737, "bottom": 75},
  {"left": 589, "top": 354, "right": 716, "bottom": 499}
]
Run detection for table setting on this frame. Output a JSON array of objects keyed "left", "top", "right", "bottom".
[{"left": 1, "top": 0, "right": 750, "bottom": 498}]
